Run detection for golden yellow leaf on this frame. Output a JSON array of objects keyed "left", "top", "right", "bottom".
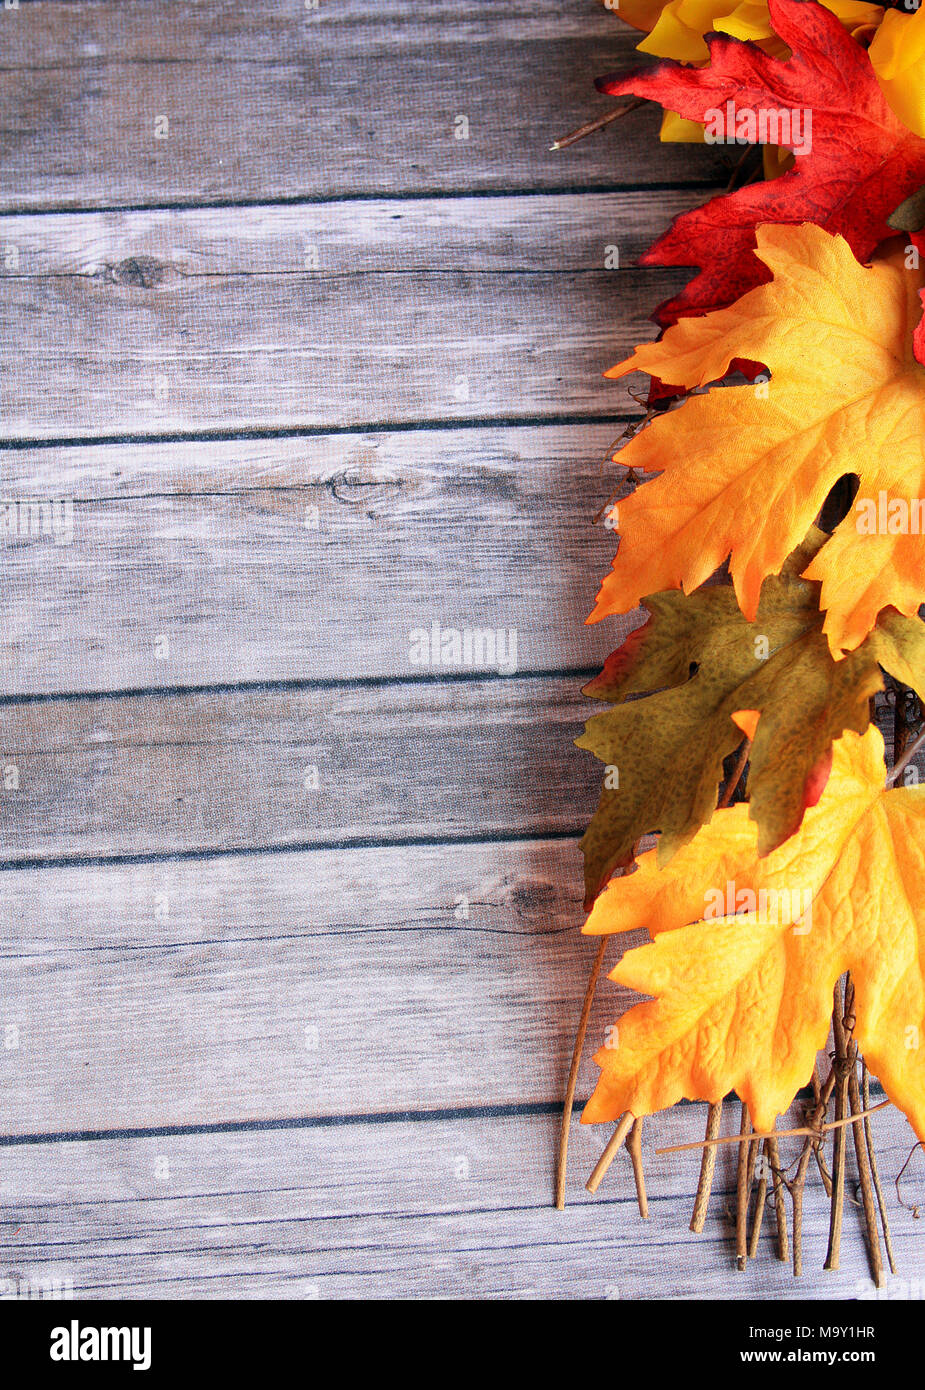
[
  {"left": 581, "top": 726, "right": 925, "bottom": 1139},
  {"left": 592, "top": 224, "right": 925, "bottom": 656}
]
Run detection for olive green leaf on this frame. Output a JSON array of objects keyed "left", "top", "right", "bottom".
[
  {"left": 578, "top": 532, "right": 925, "bottom": 907},
  {"left": 888, "top": 184, "right": 925, "bottom": 233}
]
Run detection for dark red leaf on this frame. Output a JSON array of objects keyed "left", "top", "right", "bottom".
[{"left": 598, "top": 0, "right": 925, "bottom": 327}]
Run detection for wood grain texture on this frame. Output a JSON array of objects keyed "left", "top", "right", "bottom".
[
  {"left": 0, "top": 839, "right": 616, "bottom": 1133},
  {"left": 5, "top": 0, "right": 922, "bottom": 1304},
  {"left": 1, "top": 1105, "right": 920, "bottom": 1300},
  {"left": 0, "top": 196, "right": 689, "bottom": 439},
  {"left": 0, "top": 192, "right": 702, "bottom": 275},
  {"left": 0, "top": 423, "right": 633, "bottom": 694},
  {"left": 0, "top": 0, "right": 729, "bottom": 210},
  {"left": 0, "top": 677, "right": 607, "bottom": 860}
]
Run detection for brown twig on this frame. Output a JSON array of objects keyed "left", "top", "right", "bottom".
[
  {"left": 593, "top": 462, "right": 643, "bottom": 526},
  {"left": 735, "top": 1102, "right": 754, "bottom": 1271},
  {"left": 550, "top": 98, "right": 645, "bottom": 151},
  {"left": 848, "top": 1058, "right": 885, "bottom": 1287},
  {"left": 767, "top": 1133, "right": 789, "bottom": 1263},
  {"left": 690, "top": 1102, "right": 723, "bottom": 1233},
  {"left": 863, "top": 1064, "right": 897, "bottom": 1274},
  {"left": 824, "top": 980, "right": 852, "bottom": 1271},
  {"left": 555, "top": 937, "right": 609, "bottom": 1209},
  {"left": 718, "top": 739, "right": 751, "bottom": 809},
  {"left": 748, "top": 1139, "right": 770, "bottom": 1258},
  {"left": 895, "top": 1140, "right": 925, "bottom": 1217},
  {"left": 791, "top": 1141, "right": 814, "bottom": 1278},
  {"left": 894, "top": 683, "right": 911, "bottom": 766},
  {"left": 811, "top": 1062, "right": 833, "bottom": 1197},
  {"left": 886, "top": 724, "right": 925, "bottom": 785},
  {"left": 587, "top": 1112, "right": 635, "bottom": 1193},
  {"left": 724, "top": 142, "right": 759, "bottom": 193},
  {"left": 628, "top": 1117, "right": 648, "bottom": 1218},
  {"left": 655, "top": 1101, "right": 891, "bottom": 1154}
]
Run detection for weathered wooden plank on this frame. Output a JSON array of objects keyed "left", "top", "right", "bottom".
[
  {"left": 0, "top": 677, "right": 608, "bottom": 860},
  {"left": 0, "top": 424, "right": 631, "bottom": 695},
  {"left": 2, "top": 1105, "right": 920, "bottom": 1299},
  {"left": 0, "top": 1, "right": 729, "bottom": 210},
  {"left": 0, "top": 192, "right": 702, "bottom": 276},
  {"left": 0, "top": 839, "right": 617, "bottom": 1132},
  {"left": 0, "top": 199, "right": 688, "bottom": 438}
]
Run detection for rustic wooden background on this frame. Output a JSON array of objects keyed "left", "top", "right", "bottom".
[{"left": 0, "top": 0, "right": 921, "bottom": 1300}]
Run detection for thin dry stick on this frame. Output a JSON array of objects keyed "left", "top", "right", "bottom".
[
  {"left": 895, "top": 1140, "right": 925, "bottom": 1215},
  {"left": 791, "top": 1141, "right": 815, "bottom": 1278},
  {"left": 555, "top": 936, "right": 609, "bottom": 1210},
  {"left": 848, "top": 1061, "right": 885, "bottom": 1288},
  {"left": 655, "top": 1101, "right": 891, "bottom": 1153},
  {"left": 886, "top": 724, "right": 925, "bottom": 785},
  {"left": 628, "top": 1118, "right": 649, "bottom": 1219},
  {"left": 724, "top": 141, "right": 758, "bottom": 193},
  {"left": 863, "top": 1063, "right": 897, "bottom": 1274},
  {"left": 715, "top": 721, "right": 751, "bottom": 1288},
  {"left": 811, "top": 1062, "right": 833, "bottom": 1198},
  {"left": 690, "top": 1103, "right": 723, "bottom": 1233},
  {"left": 587, "top": 1112, "right": 635, "bottom": 1194},
  {"left": 748, "top": 1138, "right": 770, "bottom": 1259},
  {"left": 688, "top": 730, "right": 752, "bottom": 1250},
  {"left": 718, "top": 738, "right": 751, "bottom": 809},
  {"left": 794, "top": 1058, "right": 837, "bottom": 1276},
  {"left": 824, "top": 980, "right": 851, "bottom": 1272},
  {"left": 735, "top": 1102, "right": 753, "bottom": 1271},
  {"left": 894, "top": 684, "right": 911, "bottom": 766},
  {"left": 766, "top": 1133, "right": 789, "bottom": 1263},
  {"left": 550, "top": 98, "right": 645, "bottom": 151}
]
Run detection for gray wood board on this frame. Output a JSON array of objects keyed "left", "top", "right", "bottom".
[
  {"left": 0, "top": 192, "right": 702, "bottom": 274},
  {"left": 2, "top": 0, "right": 913, "bottom": 1306},
  {"left": 0, "top": 196, "right": 692, "bottom": 438},
  {"left": 0, "top": 677, "right": 608, "bottom": 860},
  {"left": 0, "top": 0, "right": 730, "bottom": 210},
  {"left": 1, "top": 1104, "right": 920, "bottom": 1300},
  {"left": 0, "top": 838, "right": 617, "bottom": 1131},
  {"left": 0, "top": 423, "right": 636, "bottom": 694}
]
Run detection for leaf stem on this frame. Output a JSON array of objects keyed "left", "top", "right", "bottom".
[
  {"left": 718, "top": 738, "right": 752, "bottom": 809},
  {"left": 555, "top": 937, "right": 609, "bottom": 1209},
  {"left": 550, "top": 98, "right": 645, "bottom": 151}
]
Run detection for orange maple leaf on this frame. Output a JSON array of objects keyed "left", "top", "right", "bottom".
[
  {"left": 581, "top": 722, "right": 925, "bottom": 1139},
  {"left": 592, "top": 223, "right": 925, "bottom": 656}
]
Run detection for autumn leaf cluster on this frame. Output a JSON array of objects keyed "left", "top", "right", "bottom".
[{"left": 579, "top": 0, "right": 925, "bottom": 1145}]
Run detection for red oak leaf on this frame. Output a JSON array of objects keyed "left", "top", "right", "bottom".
[{"left": 597, "top": 0, "right": 925, "bottom": 345}]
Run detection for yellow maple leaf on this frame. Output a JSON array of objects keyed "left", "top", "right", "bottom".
[
  {"left": 869, "top": 6, "right": 925, "bottom": 139},
  {"left": 616, "top": 0, "right": 879, "bottom": 64},
  {"left": 581, "top": 724, "right": 925, "bottom": 1140},
  {"left": 610, "top": 0, "right": 925, "bottom": 137},
  {"left": 592, "top": 224, "right": 925, "bottom": 657}
]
